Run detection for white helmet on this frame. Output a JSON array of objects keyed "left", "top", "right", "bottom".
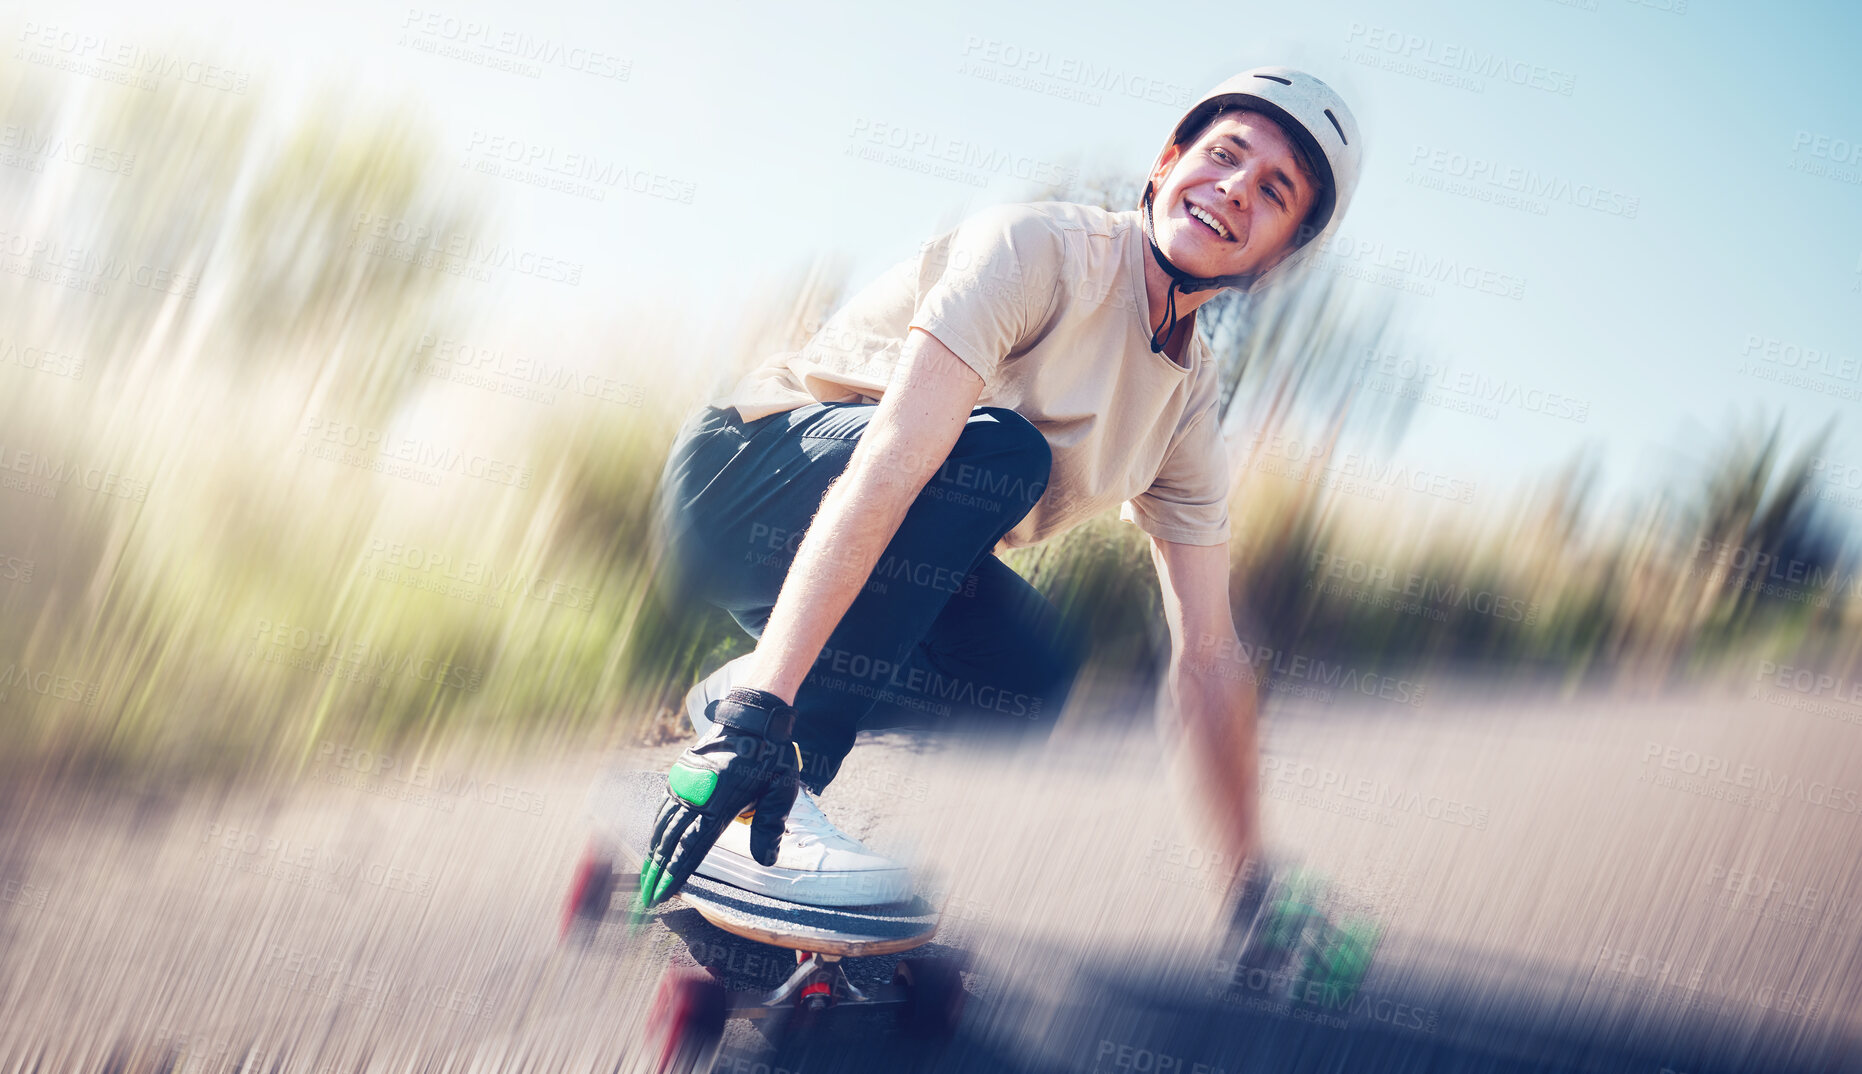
[{"left": 1140, "top": 66, "right": 1363, "bottom": 337}]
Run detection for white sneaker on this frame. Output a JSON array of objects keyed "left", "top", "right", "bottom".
[
  {"left": 695, "top": 787, "right": 914, "bottom": 907},
  {"left": 683, "top": 656, "right": 914, "bottom": 906}
]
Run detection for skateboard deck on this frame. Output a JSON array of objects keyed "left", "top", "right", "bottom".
[{"left": 589, "top": 769, "right": 939, "bottom": 958}]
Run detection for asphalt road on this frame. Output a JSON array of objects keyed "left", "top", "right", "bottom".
[{"left": 1, "top": 684, "right": 1857, "bottom": 1073}]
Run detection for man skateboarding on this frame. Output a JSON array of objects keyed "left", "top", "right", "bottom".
[{"left": 638, "top": 67, "right": 1363, "bottom": 915}]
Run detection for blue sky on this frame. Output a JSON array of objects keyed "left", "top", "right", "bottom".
[{"left": 32, "top": 0, "right": 1862, "bottom": 517}]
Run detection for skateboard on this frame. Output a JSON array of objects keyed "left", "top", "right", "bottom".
[{"left": 561, "top": 770, "right": 963, "bottom": 1072}]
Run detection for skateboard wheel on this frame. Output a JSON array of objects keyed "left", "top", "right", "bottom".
[
  {"left": 645, "top": 970, "right": 726, "bottom": 1074},
  {"left": 560, "top": 842, "right": 615, "bottom": 941},
  {"left": 892, "top": 958, "right": 965, "bottom": 1038}
]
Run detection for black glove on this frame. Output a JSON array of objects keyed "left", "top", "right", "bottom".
[{"left": 636, "top": 687, "right": 801, "bottom": 910}]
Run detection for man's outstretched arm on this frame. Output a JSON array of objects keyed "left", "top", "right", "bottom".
[
  {"left": 745, "top": 327, "right": 985, "bottom": 704},
  {"left": 637, "top": 328, "right": 982, "bottom": 909},
  {"left": 1149, "top": 535, "right": 1262, "bottom": 894}
]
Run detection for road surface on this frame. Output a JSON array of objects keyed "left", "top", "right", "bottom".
[{"left": 1, "top": 685, "right": 1857, "bottom": 1072}]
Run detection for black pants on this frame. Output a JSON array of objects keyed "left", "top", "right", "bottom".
[{"left": 655, "top": 401, "right": 1087, "bottom": 792}]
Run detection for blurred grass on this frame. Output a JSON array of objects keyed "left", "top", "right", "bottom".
[{"left": 0, "top": 71, "right": 1855, "bottom": 784}]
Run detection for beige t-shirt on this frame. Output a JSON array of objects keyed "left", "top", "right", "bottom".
[{"left": 711, "top": 201, "right": 1231, "bottom": 550}]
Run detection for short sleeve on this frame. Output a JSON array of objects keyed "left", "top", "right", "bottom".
[
  {"left": 907, "top": 204, "right": 1060, "bottom": 387},
  {"left": 1119, "top": 373, "right": 1232, "bottom": 546}
]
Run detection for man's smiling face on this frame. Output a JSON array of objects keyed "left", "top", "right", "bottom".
[{"left": 1148, "top": 110, "right": 1320, "bottom": 282}]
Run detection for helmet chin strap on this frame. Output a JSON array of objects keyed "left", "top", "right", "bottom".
[{"left": 1140, "top": 182, "right": 1257, "bottom": 354}]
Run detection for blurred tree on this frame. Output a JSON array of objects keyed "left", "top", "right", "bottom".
[
  {"left": 1684, "top": 415, "right": 1848, "bottom": 641},
  {"left": 228, "top": 96, "right": 485, "bottom": 423}
]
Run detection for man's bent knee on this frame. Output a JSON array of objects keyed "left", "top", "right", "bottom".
[
  {"left": 961, "top": 407, "right": 1051, "bottom": 469},
  {"left": 935, "top": 408, "right": 1052, "bottom": 514}
]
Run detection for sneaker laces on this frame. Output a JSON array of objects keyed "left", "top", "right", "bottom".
[{"left": 783, "top": 789, "right": 864, "bottom": 852}]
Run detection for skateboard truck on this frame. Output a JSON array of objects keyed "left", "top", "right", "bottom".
[
  {"left": 606, "top": 872, "right": 943, "bottom": 1021},
  {"left": 750, "top": 951, "right": 893, "bottom": 1017}
]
